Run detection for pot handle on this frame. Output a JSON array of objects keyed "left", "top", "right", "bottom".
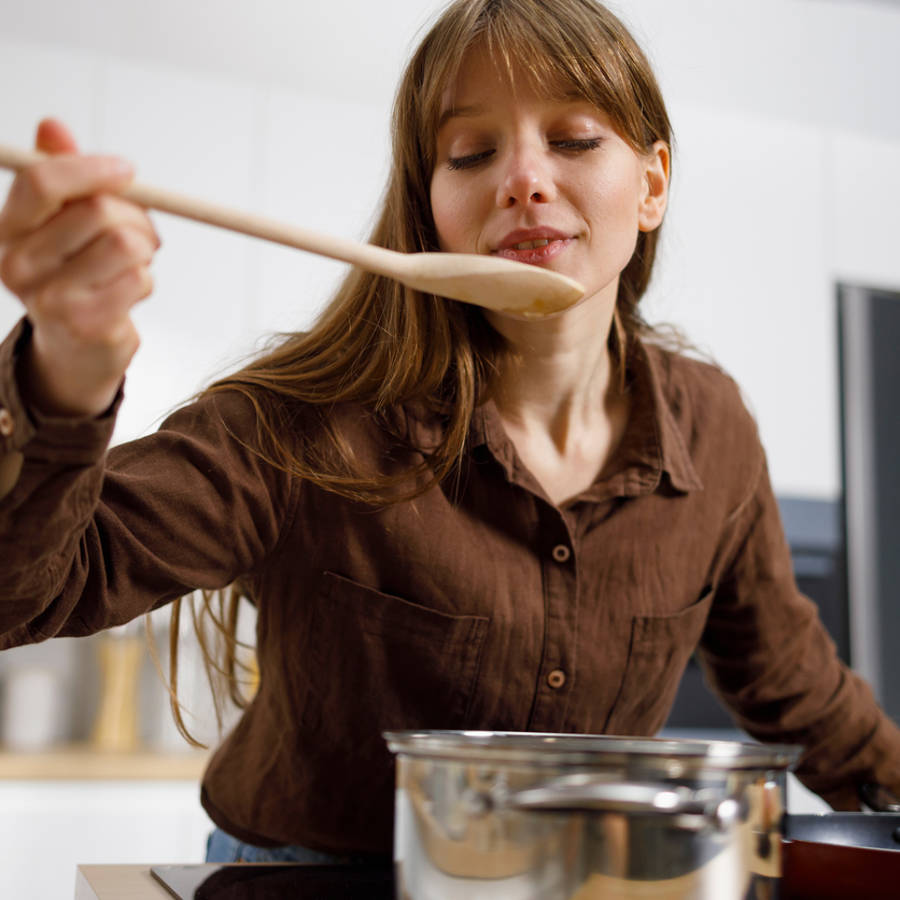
[{"left": 505, "top": 780, "right": 744, "bottom": 833}]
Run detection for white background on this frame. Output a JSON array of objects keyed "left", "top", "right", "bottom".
[{"left": 0, "top": 0, "right": 897, "bottom": 895}]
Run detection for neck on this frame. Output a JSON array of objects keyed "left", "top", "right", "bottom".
[{"left": 485, "top": 291, "right": 621, "bottom": 452}]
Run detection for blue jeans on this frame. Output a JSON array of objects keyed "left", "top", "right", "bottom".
[{"left": 205, "top": 827, "right": 388, "bottom": 864}]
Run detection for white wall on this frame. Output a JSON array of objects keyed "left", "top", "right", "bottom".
[{"left": 2, "top": 0, "right": 899, "bottom": 497}]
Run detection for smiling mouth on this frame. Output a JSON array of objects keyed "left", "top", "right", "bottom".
[{"left": 493, "top": 237, "right": 573, "bottom": 263}]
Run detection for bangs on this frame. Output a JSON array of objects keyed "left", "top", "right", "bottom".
[{"left": 411, "top": 0, "right": 660, "bottom": 167}]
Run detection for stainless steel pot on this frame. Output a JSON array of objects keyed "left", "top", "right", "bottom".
[{"left": 385, "top": 730, "right": 801, "bottom": 900}]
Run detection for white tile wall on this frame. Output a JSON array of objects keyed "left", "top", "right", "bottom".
[
  {"left": 0, "top": 38, "right": 100, "bottom": 149},
  {"left": 253, "top": 87, "right": 392, "bottom": 337},
  {"left": 830, "top": 130, "right": 900, "bottom": 290},
  {"left": 648, "top": 102, "right": 839, "bottom": 497},
  {"left": 625, "top": 0, "right": 900, "bottom": 144},
  {"left": 0, "top": 37, "right": 102, "bottom": 339},
  {"left": 95, "top": 57, "right": 263, "bottom": 442}
]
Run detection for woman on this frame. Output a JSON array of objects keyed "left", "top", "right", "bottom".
[{"left": 1, "top": 0, "right": 898, "bottom": 864}]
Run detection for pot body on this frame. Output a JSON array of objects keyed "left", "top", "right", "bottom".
[{"left": 386, "top": 731, "right": 800, "bottom": 900}]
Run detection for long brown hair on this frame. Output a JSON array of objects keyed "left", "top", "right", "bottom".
[{"left": 161, "top": 0, "right": 674, "bottom": 746}]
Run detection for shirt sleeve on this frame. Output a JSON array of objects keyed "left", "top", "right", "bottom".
[
  {"left": 698, "top": 454, "right": 900, "bottom": 810},
  {"left": 0, "top": 318, "right": 297, "bottom": 648}
]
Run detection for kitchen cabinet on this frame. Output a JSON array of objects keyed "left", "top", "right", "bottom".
[
  {"left": 0, "top": 612, "right": 244, "bottom": 899},
  {"left": 0, "top": 771, "right": 212, "bottom": 900}
]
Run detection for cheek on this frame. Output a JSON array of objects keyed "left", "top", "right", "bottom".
[
  {"left": 582, "top": 171, "right": 645, "bottom": 246},
  {"left": 576, "top": 172, "right": 645, "bottom": 276},
  {"left": 430, "top": 173, "right": 476, "bottom": 252},
  {"left": 429, "top": 192, "right": 455, "bottom": 251}
]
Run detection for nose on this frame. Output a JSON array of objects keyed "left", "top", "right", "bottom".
[{"left": 495, "top": 143, "right": 556, "bottom": 209}]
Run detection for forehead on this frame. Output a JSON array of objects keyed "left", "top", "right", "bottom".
[{"left": 438, "top": 42, "right": 577, "bottom": 117}]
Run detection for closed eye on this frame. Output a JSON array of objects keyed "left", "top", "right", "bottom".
[
  {"left": 446, "top": 149, "right": 496, "bottom": 171},
  {"left": 446, "top": 137, "right": 602, "bottom": 171},
  {"left": 551, "top": 138, "right": 603, "bottom": 153}
]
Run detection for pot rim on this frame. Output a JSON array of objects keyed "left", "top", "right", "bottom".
[{"left": 384, "top": 730, "right": 801, "bottom": 772}]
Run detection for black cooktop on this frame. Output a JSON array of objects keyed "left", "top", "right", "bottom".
[{"left": 151, "top": 863, "right": 395, "bottom": 899}]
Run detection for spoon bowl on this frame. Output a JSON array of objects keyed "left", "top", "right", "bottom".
[{"left": 394, "top": 250, "right": 583, "bottom": 316}]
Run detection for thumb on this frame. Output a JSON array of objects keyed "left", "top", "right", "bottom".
[{"left": 35, "top": 118, "right": 80, "bottom": 155}]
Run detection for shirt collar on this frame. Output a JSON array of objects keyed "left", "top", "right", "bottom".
[
  {"left": 631, "top": 340, "right": 704, "bottom": 495},
  {"left": 467, "top": 338, "right": 704, "bottom": 499}
]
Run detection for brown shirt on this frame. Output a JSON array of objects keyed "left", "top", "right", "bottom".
[{"left": 1, "top": 317, "right": 899, "bottom": 854}]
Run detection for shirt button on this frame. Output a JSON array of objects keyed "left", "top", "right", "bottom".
[
  {"left": 0, "top": 408, "right": 14, "bottom": 437},
  {"left": 547, "top": 669, "right": 567, "bottom": 689},
  {"left": 552, "top": 544, "right": 571, "bottom": 563}
]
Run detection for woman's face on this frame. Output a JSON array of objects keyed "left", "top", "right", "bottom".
[{"left": 430, "top": 46, "right": 668, "bottom": 313}]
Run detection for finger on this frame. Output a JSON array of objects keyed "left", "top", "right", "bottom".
[
  {"left": 76, "top": 266, "right": 155, "bottom": 334},
  {"left": 33, "top": 224, "right": 158, "bottom": 298},
  {"left": 30, "top": 264, "right": 153, "bottom": 346},
  {"left": 35, "top": 118, "right": 80, "bottom": 155},
  {"left": 0, "top": 195, "right": 159, "bottom": 294},
  {"left": 0, "top": 154, "right": 135, "bottom": 244},
  {"left": 97, "top": 265, "right": 155, "bottom": 310}
]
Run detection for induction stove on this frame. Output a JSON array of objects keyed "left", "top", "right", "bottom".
[{"left": 150, "top": 863, "right": 395, "bottom": 899}]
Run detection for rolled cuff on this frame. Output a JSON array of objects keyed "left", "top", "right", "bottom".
[{"left": 0, "top": 317, "right": 122, "bottom": 466}]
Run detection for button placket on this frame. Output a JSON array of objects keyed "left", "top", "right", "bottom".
[{"left": 525, "top": 516, "right": 579, "bottom": 731}]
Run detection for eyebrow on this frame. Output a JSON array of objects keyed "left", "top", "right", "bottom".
[
  {"left": 437, "top": 104, "right": 485, "bottom": 132},
  {"left": 436, "top": 92, "right": 593, "bottom": 133}
]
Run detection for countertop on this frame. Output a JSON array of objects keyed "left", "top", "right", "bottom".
[
  {"left": 75, "top": 866, "right": 169, "bottom": 899},
  {"left": 74, "top": 862, "right": 398, "bottom": 899}
]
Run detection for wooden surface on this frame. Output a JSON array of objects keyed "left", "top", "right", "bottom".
[
  {"left": 0, "top": 745, "right": 209, "bottom": 780},
  {"left": 75, "top": 866, "right": 171, "bottom": 900}
]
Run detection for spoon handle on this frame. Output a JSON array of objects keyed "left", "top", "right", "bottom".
[{"left": 0, "top": 143, "right": 404, "bottom": 277}]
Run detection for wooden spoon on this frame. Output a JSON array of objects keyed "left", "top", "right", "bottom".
[{"left": 0, "top": 144, "right": 584, "bottom": 317}]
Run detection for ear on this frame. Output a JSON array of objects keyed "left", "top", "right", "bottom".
[{"left": 638, "top": 140, "right": 669, "bottom": 233}]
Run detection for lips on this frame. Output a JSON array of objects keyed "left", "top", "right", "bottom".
[
  {"left": 494, "top": 227, "right": 572, "bottom": 251},
  {"left": 492, "top": 228, "right": 575, "bottom": 265},
  {"left": 491, "top": 228, "right": 574, "bottom": 265}
]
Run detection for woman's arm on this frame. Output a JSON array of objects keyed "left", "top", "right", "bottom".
[
  {"left": 0, "top": 119, "right": 157, "bottom": 419},
  {"left": 0, "top": 325, "right": 297, "bottom": 647},
  {"left": 0, "top": 121, "right": 296, "bottom": 648},
  {"left": 700, "top": 458, "right": 900, "bottom": 809}
]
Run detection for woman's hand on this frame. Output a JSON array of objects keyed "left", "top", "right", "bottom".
[{"left": 0, "top": 118, "right": 160, "bottom": 418}]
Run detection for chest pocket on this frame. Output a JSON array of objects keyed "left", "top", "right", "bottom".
[
  {"left": 302, "top": 571, "right": 490, "bottom": 746},
  {"left": 603, "top": 588, "right": 715, "bottom": 735}
]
